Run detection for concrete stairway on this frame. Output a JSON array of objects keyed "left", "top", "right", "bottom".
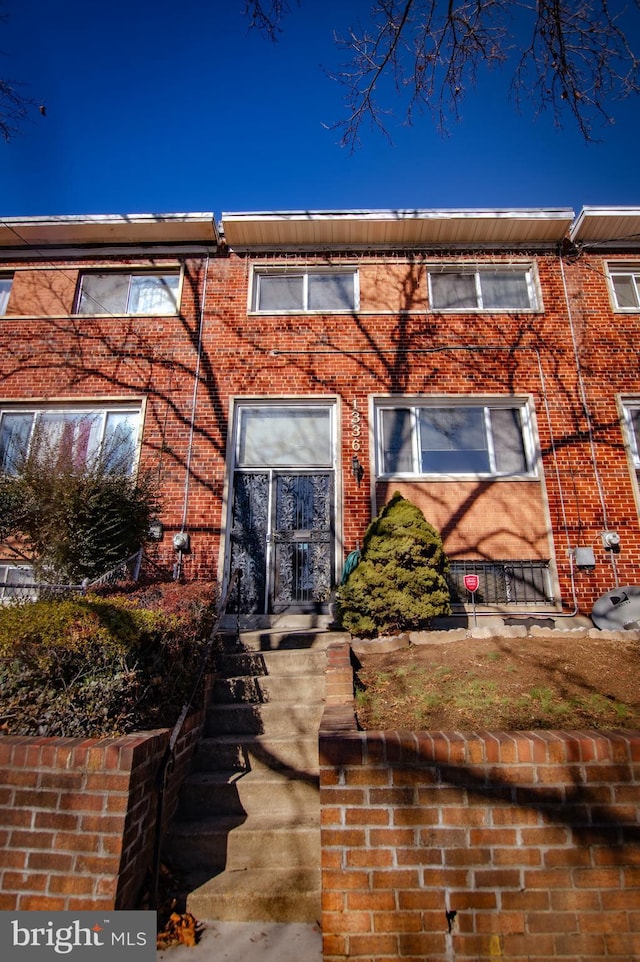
[{"left": 162, "top": 618, "right": 345, "bottom": 923}]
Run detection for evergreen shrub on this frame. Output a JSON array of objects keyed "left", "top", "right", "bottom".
[{"left": 336, "top": 492, "right": 451, "bottom": 637}]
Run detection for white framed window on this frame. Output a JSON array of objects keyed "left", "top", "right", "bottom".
[
  {"left": 0, "top": 565, "right": 37, "bottom": 603},
  {"left": 0, "top": 404, "right": 142, "bottom": 475},
  {"left": 251, "top": 269, "right": 358, "bottom": 313},
  {"left": 622, "top": 401, "right": 640, "bottom": 469},
  {"left": 375, "top": 398, "right": 536, "bottom": 478},
  {"left": 0, "top": 274, "right": 13, "bottom": 315},
  {"left": 608, "top": 265, "right": 640, "bottom": 311},
  {"left": 76, "top": 271, "right": 181, "bottom": 315},
  {"left": 428, "top": 267, "right": 538, "bottom": 311},
  {"left": 235, "top": 403, "right": 334, "bottom": 467}
]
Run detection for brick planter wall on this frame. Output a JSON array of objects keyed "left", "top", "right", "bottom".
[
  {"left": 320, "top": 647, "right": 640, "bottom": 961},
  {"left": 0, "top": 697, "right": 208, "bottom": 911}
]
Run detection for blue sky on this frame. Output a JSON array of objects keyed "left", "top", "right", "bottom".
[{"left": 0, "top": 0, "right": 638, "bottom": 221}]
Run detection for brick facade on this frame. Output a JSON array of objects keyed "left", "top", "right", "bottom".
[{"left": 2, "top": 208, "right": 640, "bottom": 619}]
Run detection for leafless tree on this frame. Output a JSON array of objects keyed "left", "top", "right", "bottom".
[
  {"left": 244, "top": 0, "right": 640, "bottom": 149},
  {"left": 0, "top": 6, "right": 34, "bottom": 142}
]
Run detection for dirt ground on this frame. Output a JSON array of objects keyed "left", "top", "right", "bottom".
[{"left": 353, "top": 634, "right": 640, "bottom": 731}]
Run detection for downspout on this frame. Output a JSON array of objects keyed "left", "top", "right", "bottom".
[{"left": 174, "top": 254, "right": 210, "bottom": 580}]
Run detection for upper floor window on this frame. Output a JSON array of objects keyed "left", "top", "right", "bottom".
[
  {"left": 376, "top": 399, "right": 535, "bottom": 477},
  {"left": 251, "top": 269, "right": 358, "bottom": 313},
  {"left": 608, "top": 266, "right": 640, "bottom": 311},
  {"left": 0, "top": 275, "right": 13, "bottom": 315},
  {"left": 428, "top": 268, "right": 537, "bottom": 311},
  {"left": 0, "top": 405, "right": 141, "bottom": 476},
  {"left": 76, "top": 271, "right": 180, "bottom": 315}
]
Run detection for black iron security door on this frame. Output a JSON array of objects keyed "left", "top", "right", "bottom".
[
  {"left": 271, "top": 472, "right": 333, "bottom": 612},
  {"left": 230, "top": 470, "right": 334, "bottom": 614}
]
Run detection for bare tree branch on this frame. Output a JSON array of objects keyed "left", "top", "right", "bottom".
[
  {"left": 0, "top": 74, "right": 33, "bottom": 142},
  {"left": 242, "top": 0, "right": 295, "bottom": 40},
  {"left": 0, "top": 6, "right": 34, "bottom": 142},
  {"left": 244, "top": 0, "right": 640, "bottom": 150}
]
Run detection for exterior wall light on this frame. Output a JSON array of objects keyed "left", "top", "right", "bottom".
[
  {"left": 351, "top": 454, "right": 365, "bottom": 487},
  {"left": 148, "top": 519, "right": 164, "bottom": 541}
]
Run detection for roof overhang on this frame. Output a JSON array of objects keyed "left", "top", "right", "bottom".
[
  {"left": 0, "top": 212, "right": 219, "bottom": 249},
  {"left": 570, "top": 206, "right": 640, "bottom": 247},
  {"left": 221, "top": 208, "right": 575, "bottom": 250}
]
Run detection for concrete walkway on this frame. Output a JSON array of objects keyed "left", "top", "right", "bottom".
[{"left": 157, "top": 921, "right": 323, "bottom": 962}]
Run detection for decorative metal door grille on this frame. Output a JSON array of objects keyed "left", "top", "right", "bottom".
[
  {"left": 229, "top": 472, "right": 269, "bottom": 613},
  {"left": 272, "top": 473, "right": 333, "bottom": 611},
  {"left": 446, "top": 560, "right": 553, "bottom": 605},
  {"left": 229, "top": 471, "right": 334, "bottom": 613}
]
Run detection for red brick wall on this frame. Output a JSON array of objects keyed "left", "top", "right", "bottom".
[
  {"left": 320, "top": 701, "right": 640, "bottom": 959},
  {"left": 4, "top": 246, "right": 640, "bottom": 615},
  {"left": 0, "top": 703, "right": 206, "bottom": 911}
]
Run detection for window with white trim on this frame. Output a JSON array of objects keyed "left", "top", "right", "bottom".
[
  {"left": 76, "top": 271, "right": 180, "bottom": 315},
  {"left": 376, "top": 399, "right": 535, "bottom": 477},
  {"left": 0, "top": 405, "right": 141, "bottom": 475},
  {"left": 0, "top": 275, "right": 13, "bottom": 315},
  {"left": 428, "top": 267, "right": 537, "bottom": 311},
  {"left": 251, "top": 269, "right": 358, "bottom": 313},
  {"left": 608, "top": 266, "right": 640, "bottom": 311},
  {"left": 623, "top": 402, "right": 640, "bottom": 484}
]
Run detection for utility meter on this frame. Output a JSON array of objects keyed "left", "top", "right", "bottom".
[
  {"left": 601, "top": 531, "right": 621, "bottom": 550},
  {"left": 172, "top": 531, "right": 191, "bottom": 553}
]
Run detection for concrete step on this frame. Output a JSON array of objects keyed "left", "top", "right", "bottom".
[
  {"left": 213, "top": 673, "right": 325, "bottom": 704},
  {"left": 205, "top": 702, "right": 325, "bottom": 737},
  {"left": 177, "top": 769, "right": 319, "bottom": 819},
  {"left": 163, "top": 813, "right": 320, "bottom": 873},
  {"left": 192, "top": 733, "right": 319, "bottom": 775},
  {"left": 217, "top": 648, "right": 328, "bottom": 679},
  {"left": 186, "top": 868, "right": 321, "bottom": 924},
  {"left": 233, "top": 629, "right": 348, "bottom": 652}
]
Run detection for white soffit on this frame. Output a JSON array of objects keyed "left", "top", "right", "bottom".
[
  {"left": 0, "top": 213, "right": 219, "bottom": 248},
  {"left": 221, "top": 208, "right": 575, "bottom": 249},
  {"left": 570, "top": 206, "right": 640, "bottom": 246}
]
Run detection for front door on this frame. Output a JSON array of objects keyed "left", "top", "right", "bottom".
[{"left": 227, "top": 403, "right": 336, "bottom": 614}]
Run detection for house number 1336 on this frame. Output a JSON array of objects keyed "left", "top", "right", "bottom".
[{"left": 351, "top": 400, "right": 362, "bottom": 452}]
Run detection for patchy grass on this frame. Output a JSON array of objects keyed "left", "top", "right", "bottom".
[{"left": 354, "top": 634, "right": 640, "bottom": 730}]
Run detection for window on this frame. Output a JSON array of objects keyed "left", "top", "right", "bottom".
[
  {"left": 623, "top": 402, "right": 640, "bottom": 483},
  {"left": 428, "top": 268, "right": 537, "bottom": 311},
  {"left": 0, "top": 405, "right": 141, "bottom": 475},
  {"left": 377, "top": 400, "right": 534, "bottom": 477},
  {"left": 609, "top": 267, "right": 640, "bottom": 310},
  {"left": 236, "top": 405, "right": 333, "bottom": 467},
  {"left": 252, "top": 269, "right": 358, "bottom": 313},
  {"left": 0, "top": 566, "right": 37, "bottom": 603},
  {"left": 0, "top": 275, "right": 12, "bottom": 315},
  {"left": 77, "top": 272, "right": 180, "bottom": 315}
]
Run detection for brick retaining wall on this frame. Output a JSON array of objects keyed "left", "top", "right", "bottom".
[
  {"left": 0, "top": 696, "right": 208, "bottom": 911},
  {"left": 320, "top": 644, "right": 640, "bottom": 961}
]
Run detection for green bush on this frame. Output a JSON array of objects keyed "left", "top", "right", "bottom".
[
  {"left": 1, "top": 434, "right": 158, "bottom": 583},
  {"left": 336, "top": 493, "right": 451, "bottom": 637},
  {"left": 0, "top": 581, "right": 217, "bottom": 737}
]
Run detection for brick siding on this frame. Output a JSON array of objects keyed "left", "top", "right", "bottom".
[
  {"left": 4, "top": 241, "right": 640, "bottom": 615},
  {"left": 320, "top": 645, "right": 640, "bottom": 961},
  {"left": 0, "top": 698, "right": 208, "bottom": 911}
]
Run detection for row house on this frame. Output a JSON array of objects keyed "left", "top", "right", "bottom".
[{"left": 1, "top": 206, "right": 639, "bottom": 627}]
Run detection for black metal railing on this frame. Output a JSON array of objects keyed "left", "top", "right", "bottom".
[{"left": 446, "top": 560, "right": 553, "bottom": 606}]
